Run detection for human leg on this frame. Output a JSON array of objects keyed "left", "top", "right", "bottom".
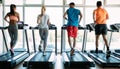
[{"left": 43, "top": 28, "right": 48, "bottom": 56}]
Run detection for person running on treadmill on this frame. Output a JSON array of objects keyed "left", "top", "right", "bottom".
[
  {"left": 93, "top": 1, "right": 111, "bottom": 56},
  {"left": 63, "top": 2, "right": 82, "bottom": 56},
  {"left": 4, "top": 4, "right": 20, "bottom": 56},
  {"left": 37, "top": 6, "right": 50, "bottom": 56}
]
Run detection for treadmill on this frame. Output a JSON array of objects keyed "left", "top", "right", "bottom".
[
  {"left": 23, "top": 24, "right": 57, "bottom": 69},
  {"left": 110, "top": 23, "right": 120, "bottom": 58},
  {"left": 0, "top": 22, "right": 30, "bottom": 69},
  {"left": 86, "top": 23, "right": 120, "bottom": 67},
  {"left": 61, "top": 24, "right": 95, "bottom": 68}
]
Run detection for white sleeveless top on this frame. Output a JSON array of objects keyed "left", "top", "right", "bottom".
[{"left": 37, "top": 14, "right": 49, "bottom": 29}]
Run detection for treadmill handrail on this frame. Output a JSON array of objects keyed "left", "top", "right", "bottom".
[
  {"left": 61, "top": 24, "right": 86, "bottom": 30},
  {"left": 29, "top": 24, "right": 57, "bottom": 30}
]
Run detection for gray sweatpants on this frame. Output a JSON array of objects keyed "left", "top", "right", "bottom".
[
  {"left": 8, "top": 24, "right": 18, "bottom": 47},
  {"left": 39, "top": 28, "right": 48, "bottom": 46}
]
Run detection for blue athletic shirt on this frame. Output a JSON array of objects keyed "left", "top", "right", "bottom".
[{"left": 67, "top": 8, "right": 80, "bottom": 27}]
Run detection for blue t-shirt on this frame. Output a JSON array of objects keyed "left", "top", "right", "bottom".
[{"left": 67, "top": 8, "right": 80, "bottom": 27}]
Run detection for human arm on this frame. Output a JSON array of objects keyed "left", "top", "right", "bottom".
[
  {"left": 93, "top": 10, "right": 96, "bottom": 23},
  {"left": 106, "top": 11, "right": 109, "bottom": 20},
  {"left": 37, "top": 15, "right": 41, "bottom": 24},
  {"left": 79, "top": 11, "right": 82, "bottom": 24},
  {"left": 4, "top": 13, "right": 10, "bottom": 23},
  {"left": 17, "top": 13, "right": 20, "bottom": 22},
  {"left": 47, "top": 18, "right": 51, "bottom": 25},
  {"left": 63, "top": 11, "right": 68, "bottom": 20}
]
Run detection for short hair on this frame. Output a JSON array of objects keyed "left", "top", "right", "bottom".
[
  {"left": 69, "top": 2, "right": 75, "bottom": 6},
  {"left": 97, "top": 1, "right": 102, "bottom": 7}
]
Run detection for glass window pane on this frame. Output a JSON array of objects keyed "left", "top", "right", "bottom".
[
  {"left": 85, "top": 8, "right": 95, "bottom": 24},
  {"left": 66, "top": 0, "right": 83, "bottom": 5},
  {"left": 45, "top": 0, "right": 62, "bottom": 5},
  {"left": 110, "top": 32, "right": 120, "bottom": 50},
  {"left": 26, "top": 0, "right": 42, "bottom": 4},
  {"left": 25, "top": 7, "right": 41, "bottom": 26},
  {"left": 106, "top": 7, "right": 120, "bottom": 25},
  {"left": 46, "top": 7, "right": 63, "bottom": 29},
  {"left": 85, "top": 0, "right": 103, "bottom": 6},
  {"left": 5, "top": 0, "right": 23, "bottom": 5},
  {"left": 106, "top": 0, "right": 120, "bottom": 5}
]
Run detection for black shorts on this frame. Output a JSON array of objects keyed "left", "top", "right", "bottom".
[{"left": 95, "top": 24, "right": 107, "bottom": 35}]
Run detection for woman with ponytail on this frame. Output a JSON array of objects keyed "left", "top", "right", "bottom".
[{"left": 4, "top": 4, "right": 20, "bottom": 56}]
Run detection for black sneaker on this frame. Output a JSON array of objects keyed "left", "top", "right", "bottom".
[
  {"left": 10, "top": 49, "right": 14, "bottom": 56},
  {"left": 38, "top": 45, "right": 42, "bottom": 52},
  {"left": 95, "top": 49, "right": 98, "bottom": 54},
  {"left": 106, "top": 50, "right": 111, "bottom": 58}
]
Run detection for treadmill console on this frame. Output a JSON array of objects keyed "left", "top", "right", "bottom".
[
  {"left": 86, "top": 23, "right": 95, "bottom": 32},
  {"left": 62, "top": 24, "right": 85, "bottom": 29},
  {"left": 110, "top": 23, "right": 120, "bottom": 32},
  {"left": 30, "top": 24, "right": 56, "bottom": 29},
  {"left": 17, "top": 21, "right": 28, "bottom": 29}
]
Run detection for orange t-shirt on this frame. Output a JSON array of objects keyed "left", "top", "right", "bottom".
[{"left": 93, "top": 8, "right": 109, "bottom": 24}]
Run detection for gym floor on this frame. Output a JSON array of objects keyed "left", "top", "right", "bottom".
[{"left": 13, "top": 54, "right": 120, "bottom": 69}]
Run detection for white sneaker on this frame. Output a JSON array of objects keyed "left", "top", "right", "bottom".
[{"left": 43, "top": 52, "right": 46, "bottom": 56}]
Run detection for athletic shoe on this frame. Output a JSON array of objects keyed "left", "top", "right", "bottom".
[
  {"left": 10, "top": 49, "right": 14, "bottom": 56},
  {"left": 38, "top": 45, "right": 42, "bottom": 52},
  {"left": 43, "top": 52, "right": 46, "bottom": 56},
  {"left": 95, "top": 49, "right": 98, "bottom": 54},
  {"left": 106, "top": 50, "right": 111, "bottom": 58}
]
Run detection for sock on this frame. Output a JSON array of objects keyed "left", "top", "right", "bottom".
[
  {"left": 96, "top": 48, "right": 98, "bottom": 51},
  {"left": 107, "top": 47, "right": 109, "bottom": 51}
]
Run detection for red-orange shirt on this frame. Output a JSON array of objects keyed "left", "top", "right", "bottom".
[{"left": 93, "top": 7, "right": 109, "bottom": 24}]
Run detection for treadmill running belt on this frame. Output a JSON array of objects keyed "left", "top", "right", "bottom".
[
  {"left": 30, "top": 51, "right": 52, "bottom": 62},
  {"left": 66, "top": 51, "right": 88, "bottom": 62},
  {"left": 92, "top": 53, "right": 120, "bottom": 63},
  {"left": 0, "top": 52, "right": 24, "bottom": 61}
]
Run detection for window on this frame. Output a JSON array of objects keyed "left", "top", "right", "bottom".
[
  {"left": 85, "top": 8, "right": 95, "bottom": 25},
  {"left": 26, "top": 0, "right": 42, "bottom": 4},
  {"left": 66, "top": 0, "right": 83, "bottom": 5},
  {"left": 106, "top": 7, "right": 120, "bottom": 25},
  {"left": 46, "top": 7, "right": 63, "bottom": 29},
  {"left": 4, "top": 0, "right": 23, "bottom": 5},
  {"left": 45, "top": 0, "right": 62, "bottom": 5},
  {"left": 106, "top": 0, "right": 120, "bottom": 5},
  {"left": 85, "top": 0, "right": 103, "bottom": 6},
  {"left": 25, "top": 7, "right": 41, "bottom": 26}
]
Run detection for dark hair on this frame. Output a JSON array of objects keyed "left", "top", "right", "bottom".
[
  {"left": 97, "top": 1, "right": 102, "bottom": 7},
  {"left": 69, "top": 2, "right": 75, "bottom": 6},
  {"left": 10, "top": 4, "right": 16, "bottom": 15}
]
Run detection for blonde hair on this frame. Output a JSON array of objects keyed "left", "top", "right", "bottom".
[{"left": 41, "top": 6, "right": 46, "bottom": 11}]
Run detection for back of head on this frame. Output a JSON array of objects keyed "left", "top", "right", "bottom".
[
  {"left": 97, "top": 1, "right": 102, "bottom": 7},
  {"left": 69, "top": 2, "right": 75, "bottom": 8},
  {"left": 41, "top": 6, "right": 46, "bottom": 11},
  {"left": 10, "top": 4, "right": 16, "bottom": 15}
]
